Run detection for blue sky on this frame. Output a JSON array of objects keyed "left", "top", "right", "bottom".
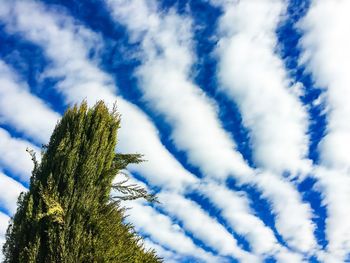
[{"left": 0, "top": 0, "right": 350, "bottom": 262}]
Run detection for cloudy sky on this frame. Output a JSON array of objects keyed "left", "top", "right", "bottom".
[{"left": 0, "top": 0, "right": 349, "bottom": 262}]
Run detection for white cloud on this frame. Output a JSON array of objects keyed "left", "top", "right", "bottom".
[
  {"left": 214, "top": 0, "right": 311, "bottom": 176},
  {"left": 114, "top": 174, "right": 223, "bottom": 261},
  {"left": 299, "top": 0, "right": 350, "bottom": 260},
  {"left": 274, "top": 248, "right": 305, "bottom": 263},
  {"left": 0, "top": 128, "right": 38, "bottom": 181},
  {"left": 0, "top": 2, "right": 115, "bottom": 106},
  {"left": 313, "top": 167, "right": 350, "bottom": 262},
  {"left": 299, "top": 0, "right": 350, "bottom": 172},
  {"left": 117, "top": 170, "right": 259, "bottom": 261},
  {"left": 125, "top": 200, "right": 221, "bottom": 263},
  {"left": 0, "top": 211, "right": 10, "bottom": 237},
  {"left": 212, "top": 0, "right": 317, "bottom": 253},
  {"left": 253, "top": 172, "right": 316, "bottom": 253},
  {"left": 0, "top": 172, "right": 27, "bottom": 214},
  {"left": 143, "top": 238, "right": 182, "bottom": 263},
  {"left": 157, "top": 191, "right": 258, "bottom": 262},
  {"left": 107, "top": 0, "right": 251, "bottom": 181},
  {"left": 116, "top": 99, "right": 198, "bottom": 191},
  {"left": 0, "top": 60, "right": 60, "bottom": 144},
  {"left": 199, "top": 180, "right": 307, "bottom": 262},
  {"left": 199, "top": 181, "right": 279, "bottom": 254}
]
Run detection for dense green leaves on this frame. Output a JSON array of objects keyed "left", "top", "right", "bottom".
[{"left": 3, "top": 101, "right": 161, "bottom": 263}]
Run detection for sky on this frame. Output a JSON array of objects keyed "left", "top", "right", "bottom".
[{"left": 0, "top": 0, "right": 349, "bottom": 262}]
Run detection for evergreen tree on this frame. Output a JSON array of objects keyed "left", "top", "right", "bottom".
[{"left": 2, "top": 101, "right": 161, "bottom": 263}]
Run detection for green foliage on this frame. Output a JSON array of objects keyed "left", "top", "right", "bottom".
[
  {"left": 3, "top": 101, "right": 161, "bottom": 263},
  {"left": 112, "top": 178, "right": 158, "bottom": 203}
]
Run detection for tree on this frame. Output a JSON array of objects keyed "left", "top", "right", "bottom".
[{"left": 3, "top": 101, "right": 161, "bottom": 263}]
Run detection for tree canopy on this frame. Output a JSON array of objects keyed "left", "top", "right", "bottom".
[{"left": 3, "top": 101, "right": 161, "bottom": 263}]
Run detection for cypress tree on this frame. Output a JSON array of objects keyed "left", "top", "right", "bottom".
[{"left": 2, "top": 101, "right": 161, "bottom": 263}]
